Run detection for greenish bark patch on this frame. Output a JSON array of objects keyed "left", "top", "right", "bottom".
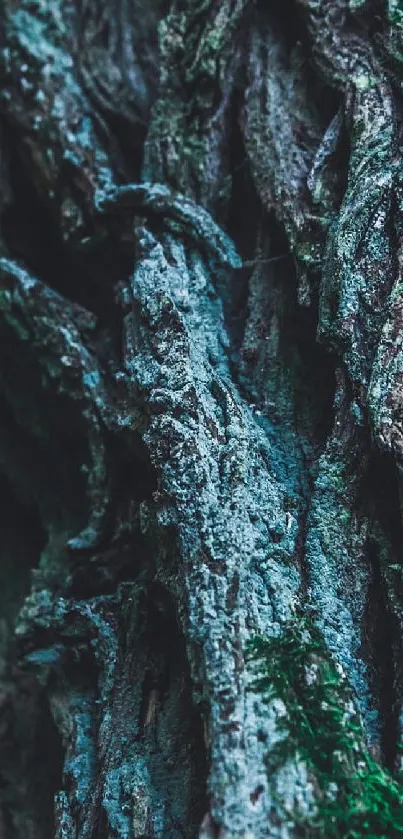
[{"left": 247, "top": 617, "right": 403, "bottom": 837}]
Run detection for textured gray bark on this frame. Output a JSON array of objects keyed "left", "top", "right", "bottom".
[{"left": 0, "top": 0, "right": 403, "bottom": 837}]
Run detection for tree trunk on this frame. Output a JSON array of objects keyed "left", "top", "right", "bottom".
[{"left": 0, "top": 0, "right": 403, "bottom": 836}]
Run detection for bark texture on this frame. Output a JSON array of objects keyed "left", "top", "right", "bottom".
[{"left": 0, "top": 0, "right": 403, "bottom": 837}]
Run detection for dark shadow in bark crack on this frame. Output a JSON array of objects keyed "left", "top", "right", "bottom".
[
  {"left": 361, "top": 452, "right": 403, "bottom": 769},
  {"left": 0, "top": 121, "right": 134, "bottom": 329},
  {"left": 363, "top": 542, "right": 399, "bottom": 770},
  {"left": 0, "top": 476, "right": 64, "bottom": 838}
]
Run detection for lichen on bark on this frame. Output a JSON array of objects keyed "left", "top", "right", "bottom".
[{"left": 0, "top": 0, "right": 403, "bottom": 837}]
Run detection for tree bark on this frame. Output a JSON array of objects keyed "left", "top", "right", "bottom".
[{"left": 0, "top": 0, "right": 403, "bottom": 836}]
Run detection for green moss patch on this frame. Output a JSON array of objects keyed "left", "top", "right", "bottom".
[{"left": 247, "top": 616, "right": 403, "bottom": 837}]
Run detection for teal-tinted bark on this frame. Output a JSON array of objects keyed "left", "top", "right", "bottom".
[{"left": 0, "top": 0, "right": 403, "bottom": 837}]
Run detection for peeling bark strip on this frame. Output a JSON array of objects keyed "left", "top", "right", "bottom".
[{"left": 1, "top": 0, "right": 403, "bottom": 836}]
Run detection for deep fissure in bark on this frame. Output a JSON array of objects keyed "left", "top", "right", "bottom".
[{"left": 364, "top": 543, "right": 399, "bottom": 771}]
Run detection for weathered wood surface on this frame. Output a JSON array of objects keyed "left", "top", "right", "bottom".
[{"left": 0, "top": 1, "right": 403, "bottom": 836}]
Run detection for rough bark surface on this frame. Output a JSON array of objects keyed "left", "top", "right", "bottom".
[{"left": 0, "top": 0, "right": 403, "bottom": 837}]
